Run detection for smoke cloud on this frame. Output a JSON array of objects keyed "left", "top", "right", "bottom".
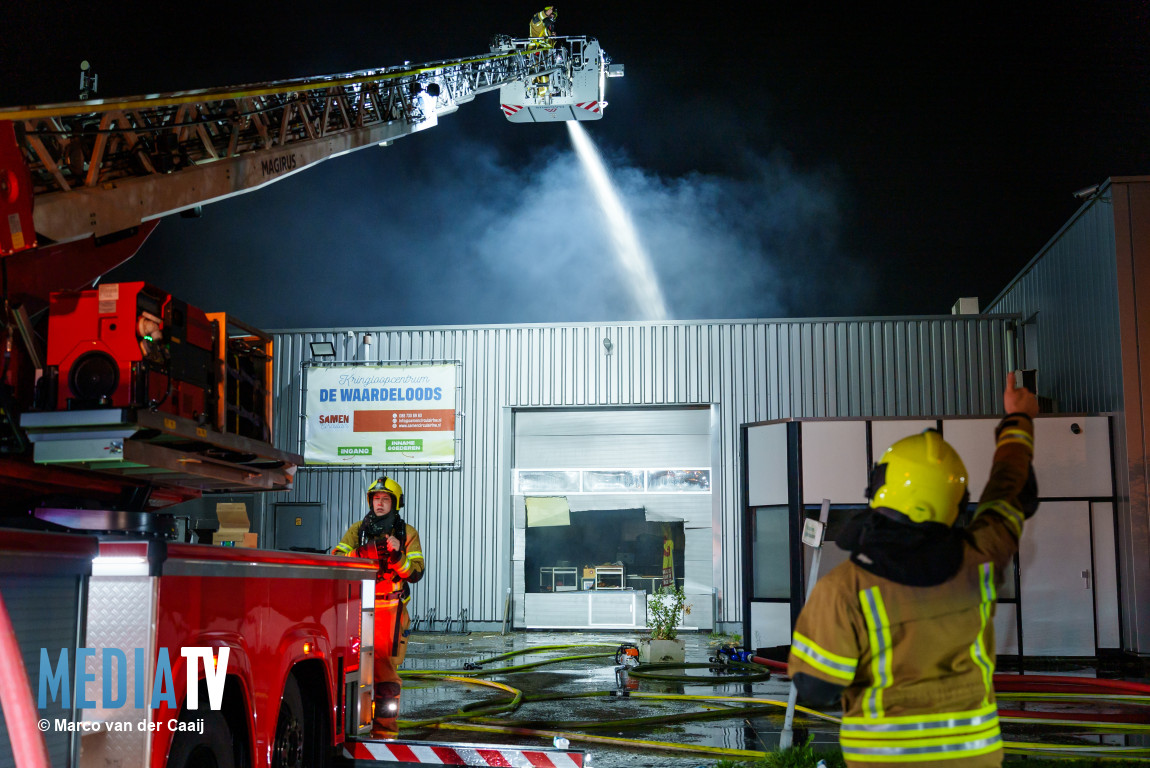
[{"left": 110, "top": 121, "right": 872, "bottom": 328}]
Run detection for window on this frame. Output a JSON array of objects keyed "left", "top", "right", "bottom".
[
  {"left": 514, "top": 468, "right": 711, "bottom": 495},
  {"left": 524, "top": 508, "right": 684, "bottom": 596},
  {"left": 753, "top": 505, "right": 790, "bottom": 599},
  {"left": 648, "top": 469, "right": 710, "bottom": 493},
  {"left": 583, "top": 470, "right": 644, "bottom": 492},
  {"left": 517, "top": 470, "right": 581, "bottom": 493}
]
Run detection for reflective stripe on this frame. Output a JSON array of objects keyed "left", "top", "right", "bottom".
[
  {"left": 394, "top": 556, "right": 418, "bottom": 576},
  {"left": 843, "top": 704, "right": 998, "bottom": 736},
  {"left": 374, "top": 593, "right": 411, "bottom": 605},
  {"left": 395, "top": 550, "right": 423, "bottom": 576},
  {"left": 974, "top": 499, "right": 1024, "bottom": 537},
  {"left": 334, "top": 543, "right": 354, "bottom": 555},
  {"left": 997, "top": 428, "right": 1034, "bottom": 451},
  {"left": 841, "top": 730, "right": 1001, "bottom": 762},
  {"left": 860, "top": 587, "right": 892, "bottom": 719},
  {"left": 969, "top": 562, "right": 996, "bottom": 704},
  {"left": 1004, "top": 505, "right": 1025, "bottom": 536},
  {"left": 792, "top": 631, "right": 858, "bottom": 682}
]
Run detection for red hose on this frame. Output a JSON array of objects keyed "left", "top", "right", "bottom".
[
  {"left": 994, "top": 682, "right": 1148, "bottom": 696},
  {"left": 994, "top": 674, "right": 1150, "bottom": 696},
  {"left": 998, "top": 708, "right": 1150, "bottom": 724},
  {"left": 755, "top": 652, "right": 1150, "bottom": 696},
  {"left": 0, "top": 588, "right": 51, "bottom": 768}
]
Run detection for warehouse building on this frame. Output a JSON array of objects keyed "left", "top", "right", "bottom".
[
  {"left": 255, "top": 317, "right": 1014, "bottom": 634},
  {"left": 223, "top": 176, "right": 1150, "bottom": 657}
]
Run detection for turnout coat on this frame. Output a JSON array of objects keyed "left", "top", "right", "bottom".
[{"left": 788, "top": 415, "right": 1035, "bottom": 767}]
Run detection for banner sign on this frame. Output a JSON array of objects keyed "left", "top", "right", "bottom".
[{"left": 304, "top": 364, "right": 457, "bottom": 465}]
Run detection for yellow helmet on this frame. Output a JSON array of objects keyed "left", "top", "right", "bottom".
[
  {"left": 866, "top": 430, "right": 968, "bottom": 526},
  {"left": 367, "top": 476, "right": 404, "bottom": 510}
]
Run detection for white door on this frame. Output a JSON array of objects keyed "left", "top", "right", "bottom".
[{"left": 1019, "top": 501, "right": 1094, "bottom": 655}]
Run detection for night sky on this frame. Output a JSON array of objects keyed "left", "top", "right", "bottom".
[{"left": 5, "top": 2, "right": 1149, "bottom": 328}]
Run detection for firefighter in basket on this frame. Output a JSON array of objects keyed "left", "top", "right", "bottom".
[
  {"left": 529, "top": 6, "right": 557, "bottom": 43},
  {"left": 334, "top": 476, "right": 424, "bottom": 738},
  {"left": 528, "top": 5, "right": 560, "bottom": 95}
]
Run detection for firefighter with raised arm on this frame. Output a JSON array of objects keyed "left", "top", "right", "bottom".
[
  {"left": 527, "top": 5, "right": 559, "bottom": 96},
  {"left": 529, "top": 6, "right": 558, "bottom": 43},
  {"left": 334, "top": 477, "right": 424, "bottom": 738},
  {"left": 787, "top": 373, "right": 1040, "bottom": 767}
]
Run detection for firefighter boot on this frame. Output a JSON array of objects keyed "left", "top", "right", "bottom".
[{"left": 372, "top": 681, "right": 402, "bottom": 738}]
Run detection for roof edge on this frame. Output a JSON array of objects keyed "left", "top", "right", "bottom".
[{"left": 268, "top": 313, "right": 1023, "bottom": 335}]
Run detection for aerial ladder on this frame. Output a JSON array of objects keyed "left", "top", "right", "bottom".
[
  {"left": 0, "top": 36, "right": 622, "bottom": 510},
  {"left": 0, "top": 36, "right": 621, "bottom": 255}
]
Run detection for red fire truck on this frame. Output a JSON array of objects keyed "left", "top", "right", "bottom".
[
  {"left": 1, "top": 531, "right": 376, "bottom": 768},
  {"left": 0, "top": 36, "right": 613, "bottom": 768}
]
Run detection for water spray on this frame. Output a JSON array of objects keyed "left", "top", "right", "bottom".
[{"left": 566, "top": 122, "right": 669, "bottom": 321}]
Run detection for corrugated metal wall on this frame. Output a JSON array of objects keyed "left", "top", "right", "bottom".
[
  {"left": 988, "top": 198, "right": 1122, "bottom": 413},
  {"left": 986, "top": 189, "right": 1147, "bottom": 651},
  {"left": 986, "top": 179, "right": 1150, "bottom": 655},
  {"left": 265, "top": 317, "right": 1013, "bottom": 626}
]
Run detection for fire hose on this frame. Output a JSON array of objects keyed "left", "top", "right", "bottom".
[
  {"left": 0, "top": 588, "right": 51, "bottom": 768},
  {"left": 397, "top": 643, "right": 1150, "bottom": 762}
]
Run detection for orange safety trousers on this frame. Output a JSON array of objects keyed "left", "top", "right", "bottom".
[{"left": 372, "top": 594, "right": 410, "bottom": 737}]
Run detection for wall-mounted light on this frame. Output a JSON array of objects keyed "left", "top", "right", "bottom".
[
  {"left": 1072, "top": 183, "right": 1111, "bottom": 204},
  {"left": 602, "top": 337, "right": 613, "bottom": 356},
  {"left": 1072, "top": 184, "right": 1100, "bottom": 200},
  {"left": 309, "top": 341, "right": 335, "bottom": 357},
  {"left": 363, "top": 333, "right": 373, "bottom": 347}
]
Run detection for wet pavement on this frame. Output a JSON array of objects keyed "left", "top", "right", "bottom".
[
  {"left": 393, "top": 631, "right": 1150, "bottom": 766},
  {"left": 397, "top": 630, "right": 832, "bottom": 767}
]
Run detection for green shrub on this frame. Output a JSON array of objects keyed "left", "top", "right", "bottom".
[{"left": 647, "top": 586, "right": 691, "bottom": 641}]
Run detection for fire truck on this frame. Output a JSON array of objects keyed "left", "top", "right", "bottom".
[{"left": 0, "top": 35, "right": 618, "bottom": 768}]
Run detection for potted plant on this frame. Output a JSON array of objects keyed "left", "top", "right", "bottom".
[{"left": 640, "top": 586, "right": 691, "bottom": 663}]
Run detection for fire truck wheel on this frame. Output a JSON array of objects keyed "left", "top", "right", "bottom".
[
  {"left": 166, "top": 711, "right": 235, "bottom": 768},
  {"left": 272, "top": 676, "right": 308, "bottom": 768}
]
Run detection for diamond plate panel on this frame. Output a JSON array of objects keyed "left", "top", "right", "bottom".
[{"left": 80, "top": 575, "right": 158, "bottom": 768}]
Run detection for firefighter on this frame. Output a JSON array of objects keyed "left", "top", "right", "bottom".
[
  {"left": 527, "top": 5, "right": 559, "bottom": 95},
  {"left": 787, "top": 373, "right": 1039, "bottom": 767},
  {"left": 334, "top": 476, "right": 424, "bottom": 738},
  {"left": 529, "top": 6, "right": 558, "bottom": 42}
]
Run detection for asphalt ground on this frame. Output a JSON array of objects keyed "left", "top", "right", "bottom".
[
  {"left": 399, "top": 630, "right": 850, "bottom": 767},
  {"left": 395, "top": 631, "right": 1150, "bottom": 767}
]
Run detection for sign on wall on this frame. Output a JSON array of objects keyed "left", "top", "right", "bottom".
[{"left": 303, "top": 364, "right": 457, "bottom": 465}]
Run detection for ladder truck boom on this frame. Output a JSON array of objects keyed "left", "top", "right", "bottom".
[
  {"left": 0, "top": 36, "right": 620, "bottom": 249},
  {"left": 0, "top": 34, "right": 621, "bottom": 509}
]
